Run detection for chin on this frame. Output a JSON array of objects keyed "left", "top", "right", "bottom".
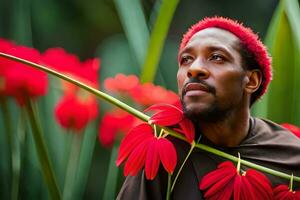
[{"left": 181, "top": 100, "right": 228, "bottom": 123}]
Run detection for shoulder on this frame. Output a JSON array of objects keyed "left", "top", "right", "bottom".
[{"left": 247, "top": 117, "right": 300, "bottom": 146}]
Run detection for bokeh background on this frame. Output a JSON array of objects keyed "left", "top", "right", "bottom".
[{"left": 1, "top": 0, "right": 300, "bottom": 199}]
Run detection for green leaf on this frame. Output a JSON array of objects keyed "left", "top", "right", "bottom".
[
  {"left": 103, "top": 141, "right": 120, "bottom": 200},
  {"left": 252, "top": 0, "right": 300, "bottom": 126},
  {"left": 140, "top": 0, "right": 180, "bottom": 83},
  {"left": 25, "top": 100, "right": 61, "bottom": 199},
  {"left": 114, "top": 0, "right": 149, "bottom": 68},
  {"left": 73, "top": 122, "right": 99, "bottom": 199}
]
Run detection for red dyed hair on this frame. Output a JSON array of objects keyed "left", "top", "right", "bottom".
[{"left": 179, "top": 16, "right": 272, "bottom": 102}]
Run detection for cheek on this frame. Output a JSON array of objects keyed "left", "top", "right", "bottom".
[
  {"left": 216, "top": 72, "right": 245, "bottom": 98},
  {"left": 177, "top": 69, "right": 186, "bottom": 95}
]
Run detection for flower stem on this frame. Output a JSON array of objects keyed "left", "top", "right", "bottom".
[
  {"left": 170, "top": 141, "right": 195, "bottom": 192},
  {"left": 0, "top": 52, "right": 299, "bottom": 183},
  {"left": 236, "top": 152, "right": 241, "bottom": 173},
  {"left": 289, "top": 173, "right": 294, "bottom": 192},
  {"left": 194, "top": 143, "right": 300, "bottom": 182},
  {"left": 25, "top": 100, "right": 61, "bottom": 199},
  {"left": 166, "top": 173, "right": 172, "bottom": 200},
  {"left": 0, "top": 52, "right": 149, "bottom": 122}
]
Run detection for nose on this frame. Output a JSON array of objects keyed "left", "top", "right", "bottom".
[{"left": 187, "top": 59, "right": 210, "bottom": 79}]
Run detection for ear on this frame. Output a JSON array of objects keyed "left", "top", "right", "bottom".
[{"left": 244, "top": 70, "right": 262, "bottom": 94}]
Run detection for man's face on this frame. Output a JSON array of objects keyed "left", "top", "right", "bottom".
[{"left": 177, "top": 28, "right": 247, "bottom": 122}]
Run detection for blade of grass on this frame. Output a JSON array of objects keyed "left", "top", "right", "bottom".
[
  {"left": 25, "top": 100, "right": 61, "bottom": 199},
  {"left": 114, "top": 0, "right": 149, "bottom": 67},
  {"left": 0, "top": 97, "right": 13, "bottom": 199},
  {"left": 73, "top": 122, "right": 98, "bottom": 199},
  {"left": 103, "top": 141, "right": 120, "bottom": 200},
  {"left": 63, "top": 133, "right": 82, "bottom": 200},
  {"left": 251, "top": 0, "right": 283, "bottom": 118},
  {"left": 11, "top": 107, "right": 26, "bottom": 200},
  {"left": 140, "top": 0, "right": 179, "bottom": 83}
]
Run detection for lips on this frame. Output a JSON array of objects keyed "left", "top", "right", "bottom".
[
  {"left": 185, "top": 83, "right": 209, "bottom": 92},
  {"left": 184, "top": 83, "right": 210, "bottom": 97}
]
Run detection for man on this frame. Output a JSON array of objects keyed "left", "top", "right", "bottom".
[{"left": 117, "top": 17, "right": 300, "bottom": 199}]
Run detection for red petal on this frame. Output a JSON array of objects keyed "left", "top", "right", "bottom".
[
  {"left": 273, "top": 185, "right": 292, "bottom": 200},
  {"left": 246, "top": 170, "right": 273, "bottom": 200},
  {"left": 146, "top": 103, "right": 183, "bottom": 126},
  {"left": 145, "top": 138, "right": 160, "bottom": 180},
  {"left": 281, "top": 123, "right": 300, "bottom": 138},
  {"left": 203, "top": 172, "right": 235, "bottom": 199},
  {"left": 145, "top": 103, "right": 183, "bottom": 113},
  {"left": 116, "top": 123, "right": 153, "bottom": 166},
  {"left": 295, "top": 191, "right": 300, "bottom": 198},
  {"left": 240, "top": 176, "right": 257, "bottom": 200},
  {"left": 178, "top": 118, "right": 195, "bottom": 143},
  {"left": 234, "top": 175, "right": 242, "bottom": 200},
  {"left": 157, "top": 138, "right": 177, "bottom": 174},
  {"left": 200, "top": 161, "right": 236, "bottom": 190},
  {"left": 124, "top": 139, "right": 151, "bottom": 176},
  {"left": 218, "top": 183, "right": 234, "bottom": 200}
]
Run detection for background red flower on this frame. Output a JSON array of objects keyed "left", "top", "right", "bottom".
[{"left": 4, "top": 45, "right": 48, "bottom": 105}]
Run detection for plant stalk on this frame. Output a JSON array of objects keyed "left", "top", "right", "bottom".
[{"left": 0, "top": 52, "right": 299, "bottom": 183}]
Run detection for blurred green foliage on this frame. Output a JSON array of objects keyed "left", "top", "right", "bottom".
[{"left": 4, "top": 0, "right": 300, "bottom": 199}]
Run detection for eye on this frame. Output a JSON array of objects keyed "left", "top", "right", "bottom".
[
  {"left": 209, "top": 53, "right": 226, "bottom": 63},
  {"left": 180, "top": 55, "right": 194, "bottom": 65}
]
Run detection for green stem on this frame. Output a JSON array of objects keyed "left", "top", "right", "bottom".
[
  {"left": 166, "top": 173, "right": 172, "bottom": 200},
  {"left": 103, "top": 141, "right": 120, "bottom": 200},
  {"left": 25, "top": 100, "right": 61, "bottom": 199},
  {"left": 0, "top": 52, "right": 149, "bottom": 122},
  {"left": 289, "top": 173, "right": 294, "bottom": 191},
  {"left": 170, "top": 142, "right": 195, "bottom": 192},
  {"left": 63, "top": 133, "right": 82, "bottom": 200},
  {"left": 236, "top": 152, "right": 241, "bottom": 173},
  {"left": 194, "top": 143, "right": 300, "bottom": 182},
  {"left": 0, "top": 52, "right": 299, "bottom": 183}
]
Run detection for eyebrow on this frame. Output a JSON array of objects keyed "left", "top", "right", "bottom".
[{"left": 179, "top": 44, "right": 235, "bottom": 60}]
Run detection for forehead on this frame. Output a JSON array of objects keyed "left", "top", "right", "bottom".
[{"left": 181, "top": 27, "right": 241, "bottom": 54}]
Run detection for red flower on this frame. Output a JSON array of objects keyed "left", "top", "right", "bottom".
[
  {"left": 273, "top": 184, "right": 300, "bottom": 200},
  {"left": 130, "top": 82, "right": 179, "bottom": 106},
  {"left": 146, "top": 102, "right": 195, "bottom": 143},
  {"left": 80, "top": 58, "right": 100, "bottom": 85},
  {"left": 4, "top": 45, "right": 48, "bottom": 105},
  {"left": 104, "top": 74, "right": 139, "bottom": 94},
  {"left": 117, "top": 123, "right": 177, "bottom": 180},
  {"left": 199, "top": 161, "right": 273, "bottom": 200},
  {"left": 43, "top": 48, "right": 100, "bottom": 88},
  {"left": 43, "top": 47, "right": 100, "bottom": 132},
  {"left": 116, "top": 123, "right": 153, "bottom": 166},
  {"left": 43, "top": 48, "right": 81, "bottom": 75},
  {"left": 98, "top": 109, "right": 141, "bottom": 147},
  {"left": 146, "top": 103, "right": 183, "bottom": 126},
  {"left": 55, "top": 93, "right": 97, "bottom": 132},
  {"left": 281, "top": 123, "right": 300, "bottom": 138}
]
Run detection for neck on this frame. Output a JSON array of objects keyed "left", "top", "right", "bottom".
[{"left": 197, "top": 103, "right": 250, "bottom": 147}]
